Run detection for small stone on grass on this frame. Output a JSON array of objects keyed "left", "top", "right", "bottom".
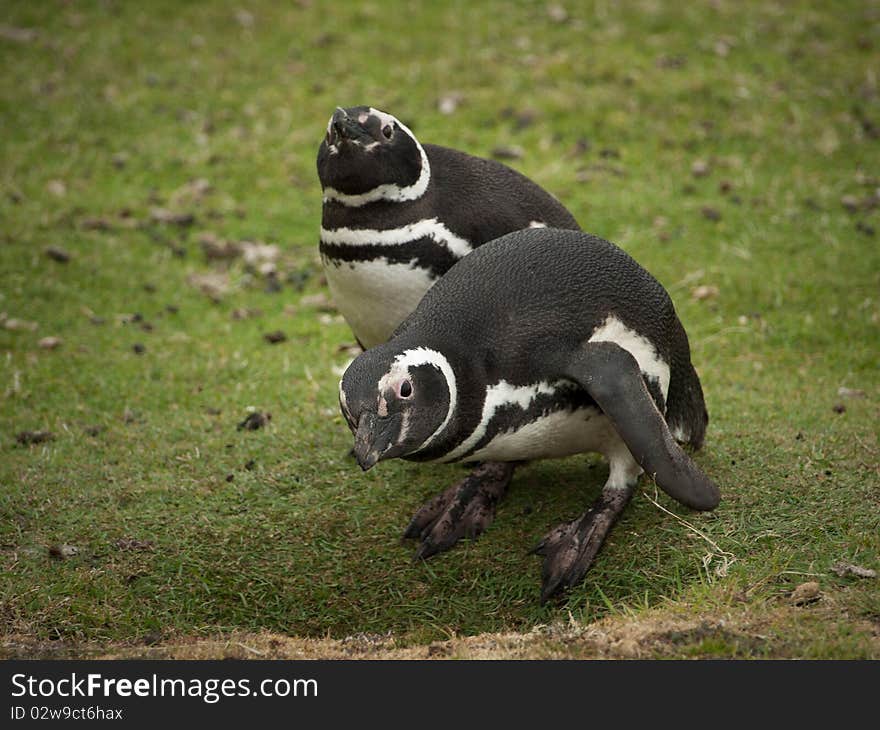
[
  {"left": 44, "top": 246, "right": 71, "bottom": 263},
  {"left": 49, "top": 544, "right": 79, "bottom": 560},
  {"left": 16, "top": 430, "right": 55, "bottom": 445},
  {"left": 790, "top": 581, "right": 821, "bottom": 606},
  {"left": 263, "top": 330, "right": 287, "bottom": 344},
  {"left": 691, "top": 284, "right": 720, "bottom": 301},
  {"left": 691, "top": 159, "right": 710, "bottom": 177},
  {"left": 38, "top": 336, "right": 62, "bottom": 349},
  {"left": 237, "top": 412, "right": 271, "bottom": 431}
]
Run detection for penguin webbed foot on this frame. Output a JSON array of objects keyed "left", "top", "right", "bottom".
[
  {"left": 533, "top": 484, "right": 635, "bottom": 605},
  {"left": 404, "top": 462, "right": 515, "bottom": 560}
]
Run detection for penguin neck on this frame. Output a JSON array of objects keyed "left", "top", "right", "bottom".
[
  {"left": 321, "top": 182, "right": 436, "bottom": 230},
  {"left": 322, "top": 141, "right": 431, "bottom": 208}
]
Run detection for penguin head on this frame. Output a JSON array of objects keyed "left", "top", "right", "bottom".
[
  {"left": 339, "top": 346, "right": 455, "bottom": 470},
  {"left": 317, "top": 106, "right": 430, "bottom": 204}
]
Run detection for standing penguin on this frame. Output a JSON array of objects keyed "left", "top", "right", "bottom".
[
  {"left": 318, "top": 105, "right": 581, "bottom": 547},
  {"left": 317, "top": 105, "right": 580, "bottom": 348},
  {"left": 339, "top": 228, "right": 720, "bottom": 603}
]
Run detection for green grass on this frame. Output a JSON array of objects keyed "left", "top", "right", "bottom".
[{"left": 1, "top": 0, "right": 877, "bottom": 657}]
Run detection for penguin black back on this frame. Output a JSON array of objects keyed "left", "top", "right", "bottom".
[{"left": 398, "top": 228, "right": 676, "bottom": 378}]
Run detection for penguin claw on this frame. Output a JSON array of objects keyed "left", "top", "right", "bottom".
[
  {"left": 541, "top": 573, "right": 572, "bottom": 606},
  {"left": 414, "top": 540, "right": 438, "bottom": 562},
  {"left": 402, "top": 521, "right": 424, "bottom": 541},
  {"left": 403, "top": 462, "right": 516, "bottom": 560},
  {"left": 413, "top": 530, "right": 460, "bottom": 561},
  {"left": 403, "top": 486, "right": 458, "bottom": 540},
  {"left": 413, "top": 510, "right": 476, "bottom": 560}
]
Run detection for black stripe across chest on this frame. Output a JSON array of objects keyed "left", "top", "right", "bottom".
[{"left": 319, "top": 236, "right": 459, "bottom": 280}]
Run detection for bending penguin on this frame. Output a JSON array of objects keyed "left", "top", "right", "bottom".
[
  {"left": 338, "top": 228, "right": 721, "bottom": 603},
  {"left": 318, "top": 105, "right": 581, "bottom": 560}
]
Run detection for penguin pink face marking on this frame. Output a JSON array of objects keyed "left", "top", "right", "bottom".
[{"left": 377, "top": 375, "right": 414, "bottom": 416}]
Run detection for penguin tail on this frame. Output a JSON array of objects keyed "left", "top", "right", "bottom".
[{"left": 665, "top": 318, "right": 709, "bottom": 450}]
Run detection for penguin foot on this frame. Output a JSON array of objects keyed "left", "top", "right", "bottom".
[
  {"left": 404, "top": 462, "right": 516, "bottom": 560},
  {"left": 533, "top": 484, "right": 635, "bottom": 604}
]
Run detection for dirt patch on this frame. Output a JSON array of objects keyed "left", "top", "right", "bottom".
[
  {"left": 645, "top": 621, "right": 767, "bottom": 656},
  {"left": 3, "top": 603, "right": 876, "bottom": 660}
]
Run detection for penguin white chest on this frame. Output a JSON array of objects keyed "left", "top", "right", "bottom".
[
  {"left": 437, "top": 380, "right": 622, "bottom": 464},
  {"left": 467, "top": 407, "right": 618, "bottom": 462},
  {"left": 319, "top": 218, "right": 473, "bottom": 348},
  {"left": 323, "top": 258, "right": 435, "bottom": 349}
]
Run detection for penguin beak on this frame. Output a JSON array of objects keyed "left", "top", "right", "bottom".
[
  {"left": 330, "top": 108, "right": 370, "bottom": 145},
  {"left": 353, "top": 412, "right": 402, "bottom": 471}
]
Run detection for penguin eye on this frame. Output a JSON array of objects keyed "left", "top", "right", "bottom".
[
  {"left": 398, "top": 379, "right": 413, "bottom": 399},
  {"left": 382, "top": 124, "right": 394, "bottom": 140}
]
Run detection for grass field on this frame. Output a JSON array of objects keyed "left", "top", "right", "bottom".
[{"left": 1, "top": 0, "right": 878, "bottom": 659}]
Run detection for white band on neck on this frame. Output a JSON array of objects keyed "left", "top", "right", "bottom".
[{"left": 322, "top": 110, "right": 431, "bottom": 207}]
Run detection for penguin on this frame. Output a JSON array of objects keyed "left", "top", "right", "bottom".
[
  {"left": 338, "top": 227, "right": 720, "bottom": 603},
  {"left": 318, "top": 105, "right": 582, "bottom": 544},
  {"left": 317, "top": 105, "right": 580, "bottom": 349}
]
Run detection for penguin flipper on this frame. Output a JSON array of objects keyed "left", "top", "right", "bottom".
[{"left": 565, "top": 342, "right": 721, "bottom": 511}]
